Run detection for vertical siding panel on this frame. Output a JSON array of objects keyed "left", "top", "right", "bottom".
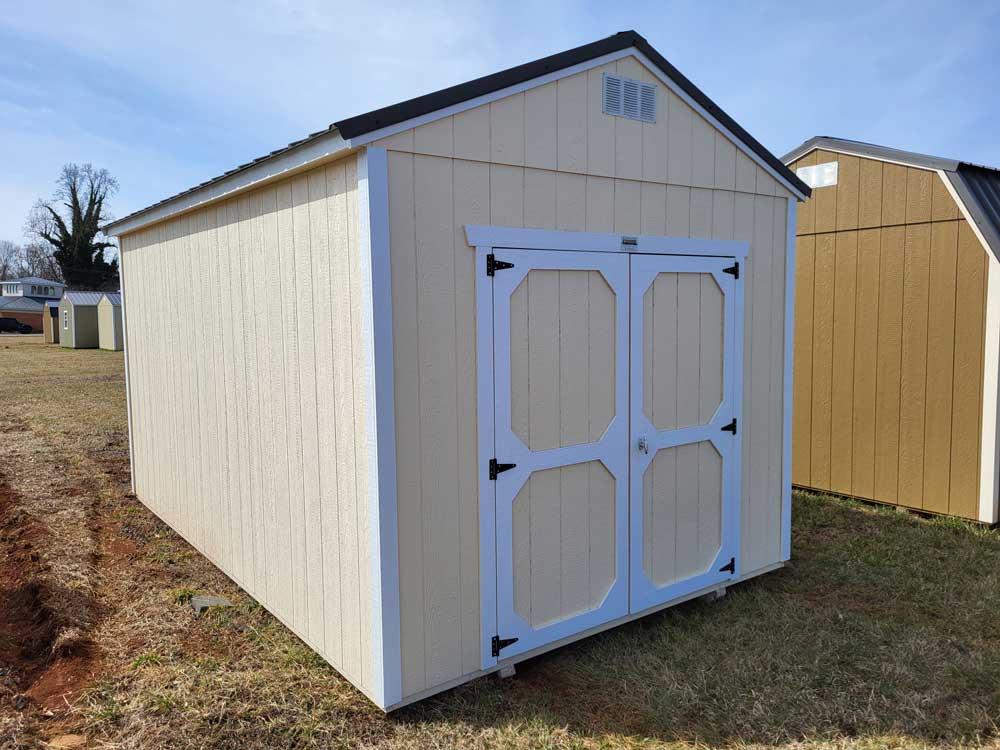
[
  {"left": 388, "top": 152, "right": 425, "bottom": 695},
  {"left": 297, "top": 175, "right": 324, "bottom": 646},
  {"left": 746, "top": 196, "right": 775, "bottom": 571},
  {"left": 897, "top": 224, "right": 931, "bottom": 508},
  {"left": 453, "top": 159, "right": 489, "bottom": 675},
  {"left": 666, "top": 93, "right": 693, "bottom": 186},
  {"left": 286, "top": 181, "right": 308, "bottom": 630},
  {"left": 453, "top": 105, "right": 490, "bottom": 162},
  {"left": 587, "top": 63, "right": 616, "bottom": 178},
  {"left": 768, "top": 198, "right": 788, "bottom": 558},
  {"left": 712, "top": 190, "right": 735, "bottom": 241},
  {"left": 882, "top": 164, "right": 907, "bottom": 226},
  {"left": 905, "top": 168, "right": 933, "bottom": 224},
  {"left": 792, "top": 235, "right": 815, "bottom": 485},
  {"left": 830, "top": 231, "right": 858, "bottom": 495},
  {"left": 852, "top": 229, "right": 881, "bottom": 498},
  {"left": 328, "top": 163, "right": 361, "bottom": 681},
  {"left": 556, "top": 71, "right": 588, "bottom": 173},
  {"left": 734, "top": 150, "right": 757, "bottom": 195},
  {"left": 813, "top": 153, "right": 838, "bottom": 233},
  {"left": 714, "top": 133, "right": 736, "bottom": 191},
  {"left": 414, "top": 154, "right": 462, "bottom": 686},
  {"left": 689, "top": 188, "right": 713, "bottom": 239},
  {"left": 690, "top": 115, "right": 716, "bottom": 189},
  {"left": 932, "top": 174, "right": 960, "bottom": 221},
  {"left": 613, "top": 58, "right": 643, "bottom": 180},
  {"left": 640, "top": 182, "right": 667, "bottom": 236},
  {"left": 524, "top": 168, "right": 557, "bottom": 229},
  {"left": 613, "top": 180, "right": 641, "bottom": 234},
  {"left": 732, "top": 192, "right": 754, "bottom": 572},
  {"left": 922, "top": 220, "right": 958, "bottom": 513},
  {"left": 490, "top": 93, "right": 525, "bottom": 166},
  {"left": 794, "top": 152, "right": 818, "bottom": 233},
  {"left": 555, "top": 173, "right": 587, "bottom": 231},
  {"left": 413, "top": 117, "right": 454, "bottom": 157},
  {"left": 665, "top": 185, "right": 691, "bottom": 237},
  {"left": 835, "top": 155, "right": 860, "bottom": 231},
  {"left": 949, "top": 224, "right": 986, "bottom": 518},
  {"left": 874, "top": 226, "right": 905, "bottom": 504},
  {"left": 585, "top": 176, "right": 614, "bottom": 233},
  {"left": 810, "top": 233, "right": 835, "bottom": 489},
  {"left": 491, "top": 164, "right": 525, "bottom": 227},
  {"left": 524, "top": 83, "right": 557, "bottom": 170},
  {"left": 858, "top": 158, "right": 883, "bottom": 229}
]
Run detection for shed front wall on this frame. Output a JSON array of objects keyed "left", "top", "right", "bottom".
[
  {"left": 381, "top": 54, "right": 794, "bottom": 700},
  {"left": 788, "top": 149, "right": 987, "bottom": 519},
  {"left": 119, "top": 152, "right": 378, "bottom": 699},
  {"left": 98, "top": 300, "right": 123, "bottom": 350}
]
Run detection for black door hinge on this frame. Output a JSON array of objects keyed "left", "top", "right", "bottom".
[
  {"left": 486, "top": 254, "right": 514, "bottom": 276},
  {"left": 492, "top": 635, "right": 519, "bottom": 657},
  {"left": 719, "top": 557, "right": 735, "bottom": 575},
  {"left": 721, "top": 418, "right": 737, "bottom": 434},
  {"left": 723, "top": 262, "right": 740, "bottom": 279},
  {"left": 489, "top": 458, "right": 516, "bottom": 480}
]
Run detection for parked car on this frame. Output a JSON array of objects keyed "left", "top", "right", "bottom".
[{"left": 0, "top": 318, "right": 32, "bottom": 334}]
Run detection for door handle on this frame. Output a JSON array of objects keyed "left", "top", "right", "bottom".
[{"left": 638, "top": 436, "right": 649, "bottom": 455}]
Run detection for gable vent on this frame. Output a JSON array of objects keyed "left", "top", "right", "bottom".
[{"left": 603, "top": 73, "right": 656, "bottom": 123}]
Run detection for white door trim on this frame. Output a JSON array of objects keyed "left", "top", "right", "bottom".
[
  {"left": 627, "top": 253, "right": 743, "bottom": 612},
  {"left": 466, "top": 225, "right": 749, "bottom": 258}
]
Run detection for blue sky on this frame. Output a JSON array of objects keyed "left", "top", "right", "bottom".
[{"left": 2, "top": 0, "right": 999, "bottom": 241}]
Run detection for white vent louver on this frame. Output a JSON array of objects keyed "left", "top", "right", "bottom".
[{"left": 602, "top": 73, "right": 656, "bottom": 123}]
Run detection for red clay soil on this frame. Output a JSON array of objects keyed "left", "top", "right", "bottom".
[{"left": 0, "top": 481, "right": 99, "bottom": 712}]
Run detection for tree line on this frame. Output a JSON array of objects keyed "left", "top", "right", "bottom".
[{"left": 2, "top": 163, "right": 120, "bottom": 291}]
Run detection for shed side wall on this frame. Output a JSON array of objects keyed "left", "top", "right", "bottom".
[
  {"left": 789, "top": 150, "right": 987, "bottom": 519},
  {"left": 384, "top": 54, "right": 793, "bottom": 700},
  {"left": 119, "top": 152, "right": 377, "bottom": 697}
]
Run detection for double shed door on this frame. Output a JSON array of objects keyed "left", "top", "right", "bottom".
[{"left": 487, "top": 247, "right": 741, "bottom": 661}]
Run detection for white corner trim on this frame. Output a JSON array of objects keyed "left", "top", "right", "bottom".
[
  {"left": 105, "top": 131, "right": 352, "bottom": 237},
  {"left": 357, "top": 146, "right": 402, "bottom": 707},
  {"left": 464, "top": 225, "right": 749, "bottom": 257},
  {"left": 118, "top": 242, "right": 137, "bottom": 495},
  {"left": 781, "top": 198, "right": 796, "bottom": 559},
  {"left": 940, "top": 171, "right": 1000, "bottom": 524}
]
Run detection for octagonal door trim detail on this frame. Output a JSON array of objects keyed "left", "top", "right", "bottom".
[
  {"left": 628, "top": 254, "right": 743, "bottom": 614},
  {"left": 490, "top": 249, "right": 630, "bottom": 661}
]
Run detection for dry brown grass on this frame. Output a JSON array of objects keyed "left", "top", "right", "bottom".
[{"left": 3, "top": 336, "right": 1000, "bottom": 749}]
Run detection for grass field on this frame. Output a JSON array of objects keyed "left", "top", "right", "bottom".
[{"left": 3, "top": 336, "right": 1000, "bottom": 749}]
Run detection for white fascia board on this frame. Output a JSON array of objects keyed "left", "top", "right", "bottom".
[
  {"left": 781, "top": 198, "right": 796, "bottom": 559},
  {"left": 105, "top": 130, "right": 353, "bottom": 237}
]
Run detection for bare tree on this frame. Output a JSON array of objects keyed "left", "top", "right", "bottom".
[
  {"left": 26, "top": 163, "right": 118, "bottom": 290},
  {"left": 0, "top": 240, "right": 19, "bottom": 280}
]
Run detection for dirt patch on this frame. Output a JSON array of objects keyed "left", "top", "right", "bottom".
[{"left": 0, "top": 480, "right": 101, "bottom": 713}]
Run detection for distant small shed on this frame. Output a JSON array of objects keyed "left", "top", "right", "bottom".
[
  {"left": 42, "top": 300, "right": 60, "bottom": 343},
  {"left": 59, "top": 292, "right": 104, "bottom": 349},
  {"left": 98, "top": 293, "right": 123, "bottom": 351}
]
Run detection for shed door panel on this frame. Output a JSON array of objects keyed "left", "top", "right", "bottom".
[
  {"left": 493, "top": 249, "right": 629, "bottom": 659},
  {"left": 629, "top": 255, "right": 741, "bottom": 613}
]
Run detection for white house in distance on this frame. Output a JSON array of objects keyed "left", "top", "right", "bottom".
[
  {"left": 0, "top": 276, "right": 65, "bottom": 332},
  {"left": 103, "top": 30, "right": 808, "bottom": 710}
]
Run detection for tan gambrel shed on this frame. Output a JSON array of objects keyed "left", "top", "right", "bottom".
[
  {"left": 784, "top": 137, "right": 1000, "bottom": 523},
  {"left": 103, "top": 31, "right": 809, "bottom": 710}
]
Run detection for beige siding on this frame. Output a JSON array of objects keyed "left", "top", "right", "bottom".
[
  {"left": 118, "top": 153, "right": 376, "bottom": 696},
  {"left": 384, "top": 54, "right": 793, "bottom": 699},
  {"left": 789, "top": 150, "right": 987, "bottom": 519},
  {"left": 98, "top": 299, "right": 123, "bottom": 350}
]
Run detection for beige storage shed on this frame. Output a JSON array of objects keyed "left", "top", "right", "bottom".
[
  {"left": 784, "top": 137, "right": 1000, "bottom": 523},
  {"left": 43, "top": 300, "right": 60, "bottom": 343},
  {"left": 103, "top": 31, "right": 809, "bottom": 710},
  {"left": 59, "top": 292, "right": 103, "bottom": 349},
  {"left": 98, "top": 293, "right": 124, "bottom": 351}
]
